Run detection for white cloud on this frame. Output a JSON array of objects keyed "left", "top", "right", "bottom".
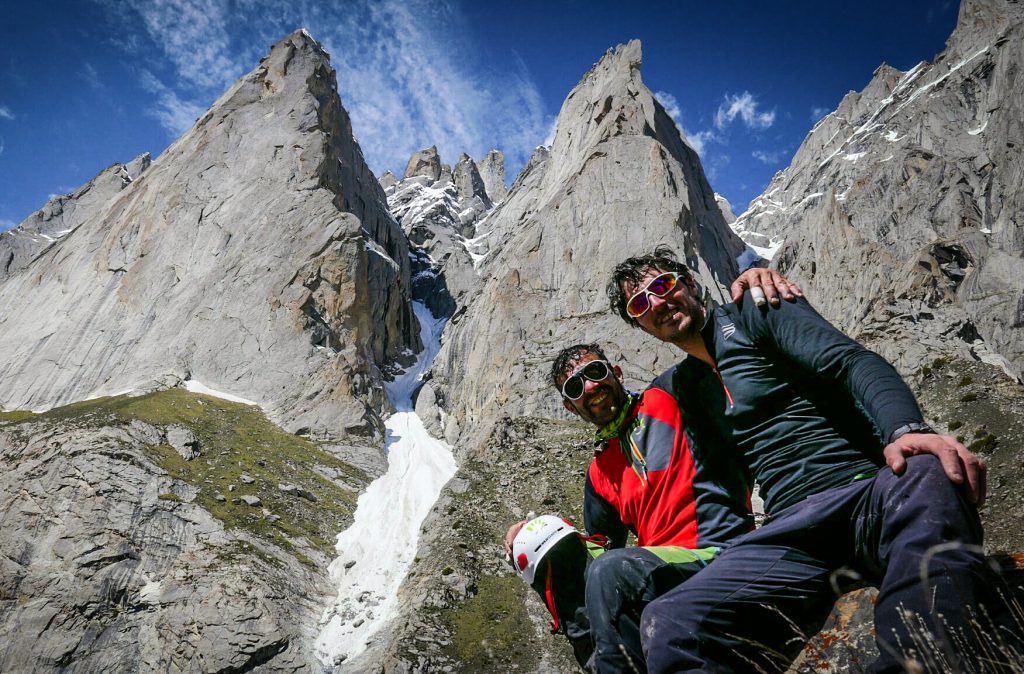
[
  {"left": 655, "top": 91, "right": 683, "bottom": 123},
  {"left": 101, "top": 0, "right": 550, "bottom": 176},
  {"left": 139, "top": 71, "right": 206, "bottom": 135},
  {"left": 810, "top": 106, "right": 830, "bottom": 122},
  {"left": 128, "top": 0, "right": 244, "bottom": 90},
  {"left": 542, "top": 118, "right": 558, "bottom": 147},
  {"left": 752, "top": 149, "right": 786, "bottom": 164},
  {"left": 654, "top": 90, "right": 718, "bottom": 158},
  {"left": 0, "top": 137, "right": 4, "bottom": 156},
  {"left": 714, "top": 92, "right": 775, "bottom": 131},
  {"left": 684, "top": 129, "right": 718, "bottom": 157},
  {"left": 0, "top": 106, "right": 14, "bottom": 120},
  {"left": 318, "top": 1, "right": 550, "bottom": 175},
  {"left": 82, "top": 63, "right": 103, "bottom": 90},
  {"left": 0, "top": 218, "right": 17, "bottom": 232}
]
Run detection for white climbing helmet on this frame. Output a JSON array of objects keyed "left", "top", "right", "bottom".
[{"left": 512, "top": 515, "right": 579, "bottom": 584}]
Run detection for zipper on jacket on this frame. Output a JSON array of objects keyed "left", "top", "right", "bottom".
[
  {"left": 625, "top": 436, "right": 649, "bottom": 486},
  {"left": 712, "top": 366, "right": 735, "bottom": 408}
]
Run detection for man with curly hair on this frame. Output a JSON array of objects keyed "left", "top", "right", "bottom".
[
  {"left": 504, "top": 267, "right": 802, "bottom": 673},
  {"left": 608, "top": 246, "right": 997, "bottom": 673}
]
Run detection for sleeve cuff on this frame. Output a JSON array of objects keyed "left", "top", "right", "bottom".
[{"left": 888, "top": 422, "right": 935, "bottom": 444}]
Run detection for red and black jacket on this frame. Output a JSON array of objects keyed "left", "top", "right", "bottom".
[{"left": 584, "top": 365, "right": 754, "bottom": 549}]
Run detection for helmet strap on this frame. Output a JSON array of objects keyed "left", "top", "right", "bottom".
[{"left": 544, "top": 558, "right": 561, "bottom": 634}]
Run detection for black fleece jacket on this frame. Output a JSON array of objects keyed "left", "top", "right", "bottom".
[{"left": 673, "top": 294, "right": 926, "bottom": 514}]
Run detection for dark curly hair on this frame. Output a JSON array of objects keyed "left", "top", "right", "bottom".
[
  {"left": 550, "top": 343, "right": 608, "bottom": 388},
  {"left": 606, "top": 245, "right": 692, "bottom": 327}
]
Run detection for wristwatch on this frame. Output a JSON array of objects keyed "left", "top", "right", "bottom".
[{"left": 888, "top": 422, "right": 936, "bottom": 444}]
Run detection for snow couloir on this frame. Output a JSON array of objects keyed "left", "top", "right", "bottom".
[{"left": 315, "top": 301, "right": 457, "bottom": 667}]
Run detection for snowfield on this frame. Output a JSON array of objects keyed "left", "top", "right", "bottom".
[{"left": 315, "top": 301, "right": 457, "bottom": 668}]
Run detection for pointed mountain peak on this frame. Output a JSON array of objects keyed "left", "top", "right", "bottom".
[
  {"left": 453, "top": 154, "right": 490, "bottom": 207},
  {"left": 478, "top": 150, "right": 507, "bottom": 202},
  {"left": 0, "top": 30, "right": 416, "bottom": 436},
  {"left": 578, "top": 39, "right": 642, "bottom": 89},
  {"left": 543, "top": 38, "right": 715, "bottom": 208},
  {"left": 404, "top": 146, "right": 442, "bottom": 181},
  {"left": 274, "top": 28, "right": 329, "bottom": 55},
  {"left": 379, "top": 170, "right": 398, "bottom": 191}
]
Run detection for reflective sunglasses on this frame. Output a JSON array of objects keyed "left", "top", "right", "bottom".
[
  {"left": 626, "top": 272, "right": 681, "bottom": 318},
  {"left": 561, "top": 360, "right": 612, "bottom": 400}
]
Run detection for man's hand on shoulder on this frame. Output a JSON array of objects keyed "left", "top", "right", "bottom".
[
  {"left": 504, "top": 520, "right": 528, "bottom": 556},
  {"left": 731, "top": 268, "right": 804, "bottom": 307},
  {"left": 883, "top": 432, "right": 987, "bottom": 506}
]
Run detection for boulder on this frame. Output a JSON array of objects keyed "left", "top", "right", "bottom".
[{"left": 165, "top": 424, "right": 200, "bottom": 460}]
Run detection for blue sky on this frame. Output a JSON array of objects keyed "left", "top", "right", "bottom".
[{"left": 0, "top": 0, "right": 959, "bottom": 231}]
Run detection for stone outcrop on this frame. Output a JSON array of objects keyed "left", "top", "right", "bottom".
[
  {"left": 425, "top": 40, "right": 747, "bottom": 451},
  {"left": 0, "top": 396, "right": 365, "bottom": 672},
  {"left": 0, "top": 31, "right": 417, "bottom": 437},
  {"left": 404, "top": 145, "right": 444, "bottom": 182},
  {"left": 478, "top": 150, "right": 508, "bottom": 203},
  {"left": 382, "top": 147, "right": 505, "bottom": 318},
  {"left": 715, "top": 193, "right": 737, "bottom": 225},
  {"left": 0, "top": 154, "right": 151, "bottom": 283},
  {"left": 734, "top": 0, "right": 1024, "bottom": 381}
]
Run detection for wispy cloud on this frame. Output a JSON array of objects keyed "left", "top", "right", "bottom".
[
  {"left": 927, "top": 0, "right": 955, "bottom": 22},
  {"left": 0, "top": 137, "right": 4, "bottom": 156},
  {"left": 318, "top": 1, "right": 550, "bottom": 175},
  {"left": 683, "top": 129, "right": 718, "bottom": 158},
  {"left": 654, "top": 90, "right": 719, "bottom": 157},
  {"left": 81, "top": 63, "right": 104, "bottom": 91},
  {"left": 129, "top": 0, "right": 243, "bottom": 90},
  {"left": 100, "top": 0, "right": 550, "bottom": 176},
  {"left": 139, "top": 70, "right": 206, "bottom": 135},
  {"left": 0, "top": 106, "right": 14, "bottom": 121},
  {"left": 714, "top": 92, "right": 775, "bottom": 131},
  {"left": 542, "top": 118, "right": 558, "bottom": 147},
  {"left": 752, "top": 149, "right": 787, "bottom": 165},
  {"left": 655, "top": 91, "right": 683, "bottom": 125},
  {"left": 0, "top": 218, "right": 17, "bottom": 232},
  {"left": 810, "top": 106, "right": 830, "bottom": 122}
]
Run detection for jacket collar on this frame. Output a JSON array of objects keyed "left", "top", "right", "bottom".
[{"left": 593, "top": 391, "right": 640, "bottom": 450}]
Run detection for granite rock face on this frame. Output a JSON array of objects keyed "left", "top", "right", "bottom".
[
  {"left": 404, "top": 145, "right": 444, "bottom": 183},
  {"left": 478, "top": 150, "right": 509, "bottom": 203},
  {"left": 426, "top": 40, "right": 747, "bottom": 451},
  {"left": 0, "top": 154, "right": 151, "bottom": 283},
  {"left": 0, "top": 31, "right": 417, "bottom": 437},
  {"left": 734, "top": 0, "right": 1024, "bottom": 381},
  {"left": 0, "top": 417, "right": 324, "bottom": 672}
]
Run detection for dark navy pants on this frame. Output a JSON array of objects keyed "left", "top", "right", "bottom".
[
  {"left": 641, "top": 455, "right": 1012, "bottom": 673},
  {"left": 532, "top": 540, "right": 713, "bottom": 673}
]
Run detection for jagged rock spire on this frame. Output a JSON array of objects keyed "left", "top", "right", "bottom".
[
  {"left": 420, "top": 39, "right": 747, "bottom": 451},
  {"left": 404, "top": 146, "right": 442, "bottom": 181},
  {"left": 0, "top": 30, "right": 417, "bottom": 436}
]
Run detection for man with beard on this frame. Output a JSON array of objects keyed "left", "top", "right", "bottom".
[
  {"left": 607, "top": 246, "right": 999, "bottom": 673},
  {"left": 504, "top": 269, "right": 802, "bottom": 673}
]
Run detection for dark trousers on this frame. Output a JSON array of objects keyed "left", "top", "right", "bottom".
[
  {"left": 534, "top": 541, "right": 712, "bottom": 674},
  {"left": 641, "top": 455, "right": 1016, "bottom": 673}
]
